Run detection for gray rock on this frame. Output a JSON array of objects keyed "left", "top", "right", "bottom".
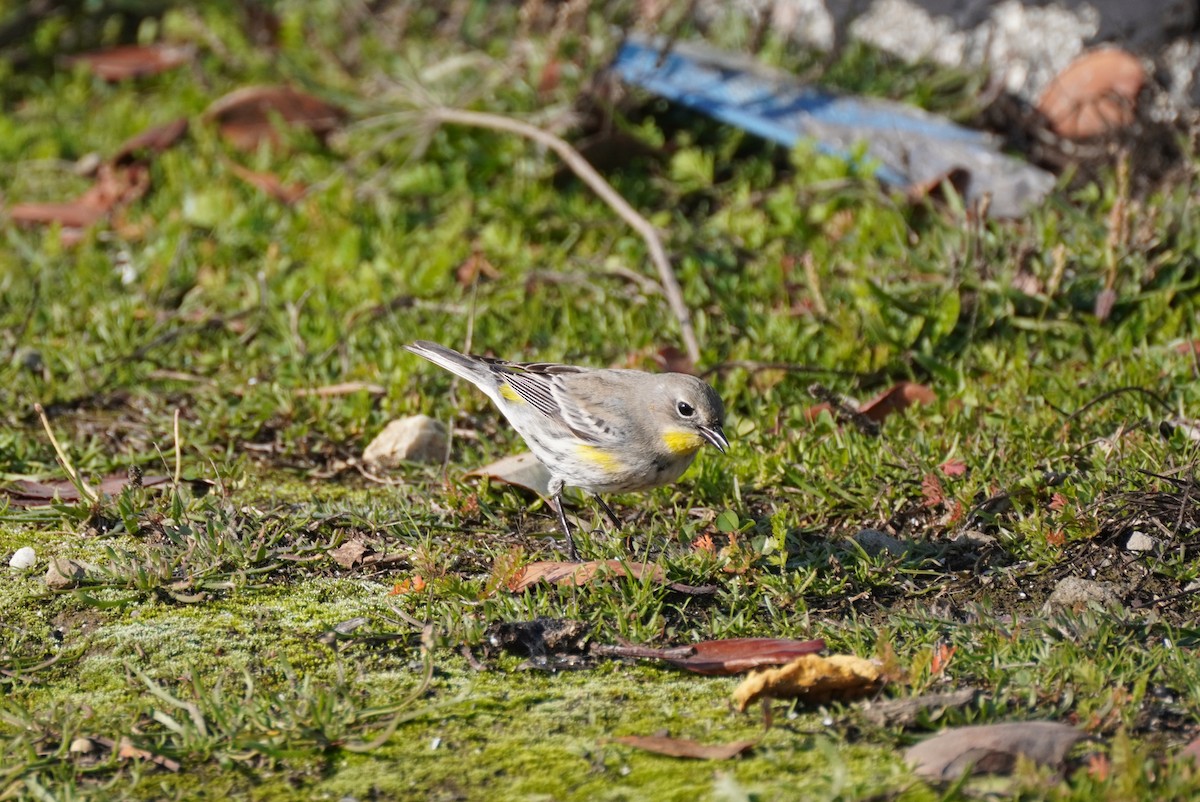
[
  {"left": 1124, "top": 531, "right": 1157, "bottom": 552},
  {"left": 1045, "top": 576, "right": 1121, "bottom": 612},
  {"left": 363, "top": 415, "right": 448, "bottom": 466},
  {"left": 853, "top": 528, "right": 909, "bottom": 557}
]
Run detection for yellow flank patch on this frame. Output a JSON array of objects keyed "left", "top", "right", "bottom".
[
  {"left": 661, "top": 430, "right": 704, "bottom": 455},
  {"left": 575, "top": 444, "right": 620, "bottom": 471},
  {"left": 499, "top": 383, "right": 523, "bottom": 403}
]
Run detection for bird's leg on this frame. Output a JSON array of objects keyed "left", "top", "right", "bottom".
[
  {"left": 551, "top": 486, "right": 580, "bottom": 562},
  {"left": 591, "top": 495, "right": 633, "bottom": 555},
  {"left": 593, "top": 495, "right": 623, "bottom": 530}
]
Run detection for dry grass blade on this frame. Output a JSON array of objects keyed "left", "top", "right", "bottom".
[{"left": 426, "top": 107, "right": 700, "bottom": 366}]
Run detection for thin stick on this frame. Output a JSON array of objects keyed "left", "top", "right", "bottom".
[
  {"left": 34, "top": 403, "right": 98, "bottom": 503},
  {"left": 426, "top": 107, "right": 701, "bottom": 365},
  {"left": 172, "top": 408, "right": 183, "bottom": 485}
]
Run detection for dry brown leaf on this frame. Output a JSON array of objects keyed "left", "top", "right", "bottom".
[
  {"left": 9, "top": 162, "right": 150, "bottom": 241},
  {"left": 654, "top": 346, "right": 698, "bottom": 376},
  {"left": 117, "top": 736, "right": 154, "bottom": 761},
  {"left": 8, "top": 201, "right": 107, "bottom": 230},
  {"left": 329, "top": 539, "right": 368, "bottom": 569},
  {"left": 906, "top": 721, "right": 1087, "bottom": 780},
  {"left": 113, "top": 117, "right": 189, "bottom": 164},
  {"left": 205, "top": 85, "right": 346, "bottom": 151},
  {"left": 732, "top": 653, "right": 882, "bottom": 711},
  {"left": 537, "top": 59, "right": 562, "bottom": 96},
  {"left": 455, "top": 252, "right": 501, "bottom": 286},
  {"left": 665, "top": 637, "right": 826, "bottom": 675},
  {"left": 68, "top": 43, "right": 195, "bottom": 81},
  {"left": 3, "top": 473, "right": 170, "bottom": 507},
  {"left": 466, "top": 453, "right": 552, "bottom": 497},
  {"left": 113, "top": 735, "right": 180, "bottom": 771},
  {"left": 226, "top": 161, "right": 306, "bottom": 204},
  {"left": 507, "top": 560, "right": 665, "bottom": 592},
  {"left": 859, "top": 382, "right": 936, "bottom": 423},
  {"left": 612, "top": 735, "right": 756, "bottom": 760},
  {"left": 1038, "top": 48, "right": 1145, "bottom": 140}
]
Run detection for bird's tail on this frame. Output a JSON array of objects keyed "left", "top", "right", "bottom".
[{"left": 404, "top": 341, "right": 495, "bottom": 392}]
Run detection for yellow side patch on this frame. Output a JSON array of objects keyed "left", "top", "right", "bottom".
[
  {"left": 661, "top": 430, "right": 704, "bottom": 455},
  {"left": 499, "top": 383, "right": 523, "bottom": 403},
  {"left": 575, "top": 444, "right": 620, "bottom": 471}
]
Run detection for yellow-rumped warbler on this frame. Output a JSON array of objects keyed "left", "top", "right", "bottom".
[{"left": 405, "top": 340, "right": 728, "bottom": 559}]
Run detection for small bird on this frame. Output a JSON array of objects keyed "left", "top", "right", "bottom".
[{"left": 405, "top": 340, "right": 728, "bottom": 559}]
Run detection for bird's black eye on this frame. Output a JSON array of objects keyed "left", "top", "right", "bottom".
[{"left": 676, "top": 401, "right": 695, "bottom": 417}]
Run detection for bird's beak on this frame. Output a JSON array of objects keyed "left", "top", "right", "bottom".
[{"left": 699, "top": 424, "right": 729, "bottom": 454}]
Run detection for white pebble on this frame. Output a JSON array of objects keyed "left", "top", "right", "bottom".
[{"left": 8, "top": 547, "right": 36, "bottom": 569}]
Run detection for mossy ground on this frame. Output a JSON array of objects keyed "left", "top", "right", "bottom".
[{"left": 4, "top": 1, "right": 1200, "bottom": 800}]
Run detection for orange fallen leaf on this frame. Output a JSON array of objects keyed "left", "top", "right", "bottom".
[
  {"left": 665, "top": 637, "right": 825, "bottom": 676},
  {"left": 939, "top": 459, "right": 967, "bottom": 477},
  {"left": 930, "top": 643, "right": 956, "bottom": 676},
  {"left": 612, "top": 735, "right": 756, "bottom": 760},
  {"left": 1087, "top": 752, "right": 1111, "bottom": 781},
  {"left": 205, "top": 85, "right": 346, "bottom": 151},
  {"left": 732, "top": 653, "right": 882, "bottom": 711},
  {"left": 921, "top": 473, "right": 944, "bottom": 507},
  {"left": 390, "top": 575, "right": 427, "bottom": 595},
  {"left": 117, "top": 736, "right": 154, "bottom": 760},
  {"left": 859, "top": 382, "right": 936, "bottom": 422},
  {"left": 507, "top": 560, "right": 665, "bottom": 592},
  {"left": 1038, "top": 48, "right": 1145, "bottom": 140},
  {"left": 68, "top": 43, "right": 195, "bottom": 81}
]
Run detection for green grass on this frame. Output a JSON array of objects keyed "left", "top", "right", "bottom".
[{"left": 3, "top": 1, "right": 1200, "bottom": 799}]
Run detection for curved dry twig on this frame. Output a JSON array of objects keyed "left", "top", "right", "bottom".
[{"left": 425, "top": 107, "right": 700, "bottom": 365}]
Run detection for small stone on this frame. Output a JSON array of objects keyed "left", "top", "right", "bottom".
[
  {"left": 8, "top": 546, "right": 36, "bottom": 569},
  {"left": 69, "top": 737, "right": 95, "bottom": 754},
  {"left": 45, "top": 558, "right": 87, "bottom": 590},
  {"left": 853, "top": 528, "right": 908, "bottom": 557},
  {"left": 363, "top": 415, "right": 448, "bottom": 467},
  {"left": 950, "top": 529, "right": 996, "bottom": 549},
  {"left": 1125, "top": 531, "right": 1157, "bottom": 552},
  {"left": 1045, "top": 576, "right": 1121, "bottom": 612}
]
